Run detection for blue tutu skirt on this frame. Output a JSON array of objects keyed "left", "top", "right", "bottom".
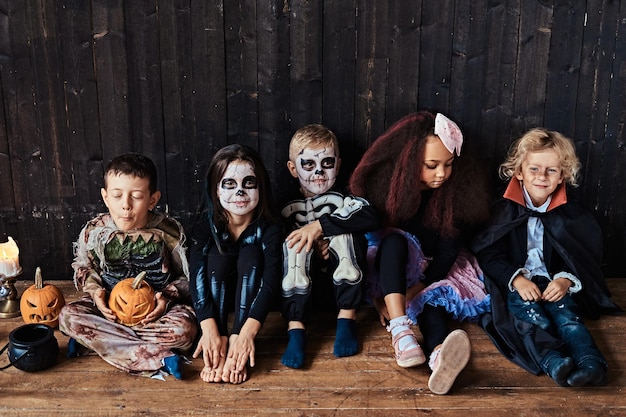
[{"left": 365, "top": 228, "right": 491, "bottom": 323}]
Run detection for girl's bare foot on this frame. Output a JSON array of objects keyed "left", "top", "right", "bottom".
[
  {"left": 200, "top": 365, "right": 215, "bottom": 383},
  {"left": 224, "top": 362, "right": 248, "bottom": 384},
  {"left": 199, "top": 336, "right": 227, "bottom": 383},
  {"left": 222, "top": 334, "right": 248, "bottom": 384}
]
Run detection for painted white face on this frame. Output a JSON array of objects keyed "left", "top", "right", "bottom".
[
  {"left": 295, "top": 147, "right": 339, "bottom": 197},
  {"left": 217, "top": 161, "right": 259, "bottom": 218}
]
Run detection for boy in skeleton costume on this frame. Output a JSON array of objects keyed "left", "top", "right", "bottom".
[
  {"left": 59, "top": 154, "right": 197, "bottom": 380},
  {"left": 280, "top": 124, "right": 380, "bottom": 369}
]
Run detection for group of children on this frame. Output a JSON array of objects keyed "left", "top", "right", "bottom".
[{"left": 58, "top": 110, "right": 621, "bottom": 394}]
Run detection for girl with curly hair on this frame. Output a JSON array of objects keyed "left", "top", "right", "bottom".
[{"left": 349, "top": 110, "right": 491, "bottom": 394}]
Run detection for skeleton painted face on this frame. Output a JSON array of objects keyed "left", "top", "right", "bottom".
[
  {"left": 292, "top": 146, "right": 339, "bottom": 197},
  {"left": 217, "top": 160, "right": 259, "bottom": 218}
]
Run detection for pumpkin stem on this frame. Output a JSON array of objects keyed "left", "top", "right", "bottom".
[
  {"left": 35, "top": 267, "right": 43, "bottom": 289},
  {"left": 131, "top": 271, "right": 148, "bottom": 290}
]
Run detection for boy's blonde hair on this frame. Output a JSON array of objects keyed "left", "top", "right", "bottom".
[
  {"left": 499, "top": 128, "right": 581, "bottom": 187},
  {"left": 289, "top": 124, "right": 340, "bottom": 162}
]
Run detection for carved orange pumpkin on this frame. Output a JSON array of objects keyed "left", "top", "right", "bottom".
[
  {"left": 20, "top": 267, "right": 66, "bottom": 328},
  {"left": 108, "top": 272, "right": 156, "bottom": 326}
]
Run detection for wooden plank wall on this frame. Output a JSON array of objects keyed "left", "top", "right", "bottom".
[{"left": 0, "top": 0, "right": 624, "bottom": 281}]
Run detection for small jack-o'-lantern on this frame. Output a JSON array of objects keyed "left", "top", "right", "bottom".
[
  {"left": 108, "top": 272, "right": 156, "bottom": 326},
  {"left": 20, "top": 267, "right": 66, "bottom": 328}
]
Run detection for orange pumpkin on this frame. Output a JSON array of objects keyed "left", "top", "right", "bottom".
[
  {"left": 108, "top": 272, "right": 156, "bottom": 326},
  {"left": 20, "top": 267, "right": 66, "bottom": 328}
]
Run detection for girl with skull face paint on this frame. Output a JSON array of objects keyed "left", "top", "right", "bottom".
[{"left": 189, "top": 144, "right": 282, "bottom": 384}]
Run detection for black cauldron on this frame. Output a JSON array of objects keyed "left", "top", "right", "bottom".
[{"left": 1, "top": 323, "right": 59, "bottom": 372}]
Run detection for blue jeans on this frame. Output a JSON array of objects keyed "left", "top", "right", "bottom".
[{"left": 507, "top": 276, "right": 606, "bottom": 372}]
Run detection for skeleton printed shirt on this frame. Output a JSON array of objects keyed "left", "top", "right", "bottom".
[{"left": 281, "top": 190, "right": 379, "bottom": 236}]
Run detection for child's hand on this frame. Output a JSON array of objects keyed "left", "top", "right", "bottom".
[
  {"left": 372, "top": 297, "right": 390, "bottom": 327},
  {"left": 542, "top": 278, "right": 572, "bottom": 303},
  {"left": 313, "top": 238, "right": 330, "bottom": 260},
  {"left": 226, "top": 333, "right": 256, "bottom": 371},
  {"left": 286, "top": 220, "right": 323, "bottom": 253},
  {"left": 512, "top": 275, "right": 541, "bottom": 302},
  {"left": 221, "top": 318, "right": 261, "bottom": 383},
  {"left": 92, "top": 288, "right": 117, "bottom": 321},
  {"left": 193, "top": 319, "right": 225, "bottom": 371},
  {"left": 140, "top": 292, "right": 168, "bottom": 324},
  {"left": 197, "top": 333, "right": 228, "bottom": 383}
]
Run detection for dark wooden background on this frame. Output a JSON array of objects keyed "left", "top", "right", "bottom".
[{"left": 0, "top": 0, "right": 624, "bottom": 281}]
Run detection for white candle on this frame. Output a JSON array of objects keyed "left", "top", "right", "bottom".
[{"left": 0, "top": 237, "right": 21, "bottom": 277}]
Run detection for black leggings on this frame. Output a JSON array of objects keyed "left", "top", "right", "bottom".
[
  {"left": 206, "top": 244, "right": 264, "bottom": 335},
  {"left": 377, "top": 232, "right": 451, "bottom": 355},
  {"left": 419, "top": 304, "right": 451, "bottom": 356},
  {"left": 376, "top": 232, "right": 408, "bottom": 295}
]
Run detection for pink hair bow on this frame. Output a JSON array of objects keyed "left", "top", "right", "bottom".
[{"left": 434, "top": 113, "right": 463, "bottom": 156}]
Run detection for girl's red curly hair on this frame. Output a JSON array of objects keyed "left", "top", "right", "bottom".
[{"left": 349, "top": 111, "right": 490, "bottom": 237}]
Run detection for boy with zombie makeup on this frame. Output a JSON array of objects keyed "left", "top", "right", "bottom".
[
  {"left": 59, "top": 153, "right": 197, "bottom": 380},
  {"left": 280, "top": 124, "right": 380, "bottom": 369}
]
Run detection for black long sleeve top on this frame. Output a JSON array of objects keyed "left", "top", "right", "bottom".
[
  {"left": 400, "top": 190, "right": 463, "bottom": 286},
  {"left": 189, "top": 216, "right": 283, "bottom": 324}
]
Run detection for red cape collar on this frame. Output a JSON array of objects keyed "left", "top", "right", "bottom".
[{"left": 503, "top": 179, "right": 567, "bottom": 211}]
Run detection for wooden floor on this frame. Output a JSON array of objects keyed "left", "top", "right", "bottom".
[{"left": 1, "top": 279, "right": 625, "bottom": 416}]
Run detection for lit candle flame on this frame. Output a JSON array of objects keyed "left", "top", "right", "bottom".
[{"left": 0, "top": 237, "right": 21, "bottom": 277}]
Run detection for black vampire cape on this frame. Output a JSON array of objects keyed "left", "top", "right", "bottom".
[{"left": 471, "top": 180, "right": 622, "bottom": 374}]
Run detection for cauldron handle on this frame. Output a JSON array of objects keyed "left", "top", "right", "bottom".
[{"left": 0, "top": 342, "right": 29, "bottom": 371}]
